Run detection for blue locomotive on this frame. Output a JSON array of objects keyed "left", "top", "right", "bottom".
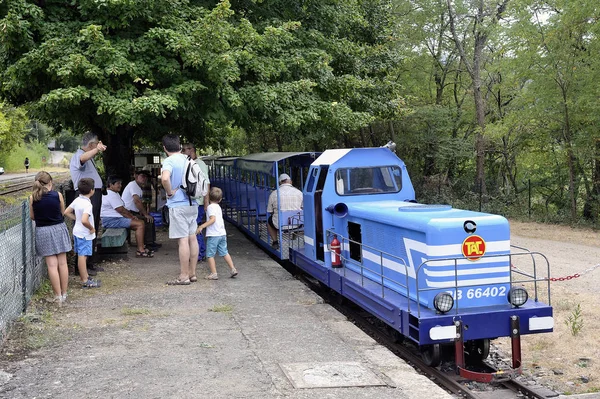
[{"left": 210, "top": 146, "right": 553, "bottom": 381}]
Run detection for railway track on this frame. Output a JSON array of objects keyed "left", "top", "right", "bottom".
[
  {"left": 0, "top": 181, "right": 34, "bottom": 196},
  {"left": 0, "top": 172, "right": 70, "bottom": 197},
  {"left": 291, "top": 269, "right": 559, "bottom": 399}
]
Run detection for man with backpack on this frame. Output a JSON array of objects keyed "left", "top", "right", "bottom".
[
  {"left": 182, "top": 143, "right": 210, "bottom": 261},
  {"left": 160, "top": 134, "right": 199, "bottom": 285}
]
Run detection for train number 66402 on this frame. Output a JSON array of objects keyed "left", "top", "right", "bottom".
[{"left": 447, "top": 286, "right": 507, "bottom": 300}]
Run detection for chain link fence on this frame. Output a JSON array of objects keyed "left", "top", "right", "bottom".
[{"left": 0, "top": 200, "right": 46, "bottom": 343}]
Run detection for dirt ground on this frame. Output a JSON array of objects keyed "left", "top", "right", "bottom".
[{"left": 502, "top": 220, "right": 600, "bottom": 395}]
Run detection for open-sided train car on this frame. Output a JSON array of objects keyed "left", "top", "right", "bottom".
[
  {"left": 214, "top": 152, "right": 320, "bottom": 259},
  {"left": 214, "top": 147, "right": 553, "bottom": 381}
]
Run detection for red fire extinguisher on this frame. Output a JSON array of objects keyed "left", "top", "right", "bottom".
[{"left": 330, "top": 235, "right": 342, "bottom": 268}]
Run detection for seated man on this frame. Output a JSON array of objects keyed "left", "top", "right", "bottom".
[
  {"left": 122, "top": 170, "right": 161, "bottom": 251},
  {"left": 100, "top": 175, "right": 153, "bottom": 258},
  {"left": 267, "top": 173, "right": 303, "bottom": 250}
]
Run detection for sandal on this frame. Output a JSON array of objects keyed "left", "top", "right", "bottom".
[
  {"left": 166, "top": 278, "right": 191, "bottom": 285},
  {"left": 189, "top": 275, "right": 198, "bottom": 283},
  {"left": 82, "top": 278, "right": 101, "bottom": 288},
  {"left": 136, "top": 250, "right": 154, "bottom": 258}
]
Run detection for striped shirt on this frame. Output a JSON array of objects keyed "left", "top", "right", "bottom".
[{"left": 267, "top": 183, "right": 303, "bottom": 225}]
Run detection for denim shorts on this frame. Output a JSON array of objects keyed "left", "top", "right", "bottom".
[
  {"left": 206, "top": 235, "right": 228, "bottom": 258},
  {"left": 73, "top": 236, "right": 93, "bottom": 256},
  {"left": 101, "top": 217, "right": 132, "bottom": 229}
]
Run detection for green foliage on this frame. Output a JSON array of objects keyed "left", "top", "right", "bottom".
[
  {"left": 0, "top": 0, "right": 402, "bottom": 156},
  {"left": 565, "top": 303, "right": 584, "bottom": 336},
  {"left": 0, "top": 141, "right": 49, "bottom": 172},
  {"left": 0, "top": 102, "right": 28, "bottom": 152}
]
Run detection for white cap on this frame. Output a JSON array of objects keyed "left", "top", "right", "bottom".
[{"left": 279, "top": 173, "right": 291, "bottom": 182}]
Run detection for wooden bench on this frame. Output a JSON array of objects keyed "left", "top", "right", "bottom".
[{"left": 97, "top": 227, "right": 128, "bottom": 258}]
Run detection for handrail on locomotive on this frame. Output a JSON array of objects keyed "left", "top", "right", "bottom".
[{"left": 323, "top": 228, "right": 551, "bottom": 318}]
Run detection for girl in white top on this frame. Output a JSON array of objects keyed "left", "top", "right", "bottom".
[{"left": 196, "top": 187, "right": 237, "bottom": 280}]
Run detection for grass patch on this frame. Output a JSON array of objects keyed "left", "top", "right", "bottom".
[
  {"left": 121, "top": 307, "right": 151, "bottom": 316},
  {"left": 32, "top": 280, "right": 54, "bottom": 300},
  {"left": 553, "top": 298, "right": 576, "bottom": 312},
  {"left": 209, "top": 304, "right": 233, "bottom": 313}
]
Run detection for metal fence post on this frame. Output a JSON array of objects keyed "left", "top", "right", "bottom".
[
  {"left": 21, "top": 201, "right": 28, "bottom": 312},
  {"left": 528, "top": 179, "right": 531, "bottom": 218}
]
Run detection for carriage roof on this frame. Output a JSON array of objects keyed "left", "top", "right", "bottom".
[{"left": 235, "top": 152, "right": 320, "bottom": 175}]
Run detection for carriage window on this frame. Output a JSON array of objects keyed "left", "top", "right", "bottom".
[{"left": 335, "top": 166, "right": 402, "bottom": 195}]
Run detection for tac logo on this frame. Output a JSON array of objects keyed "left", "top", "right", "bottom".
[{"left": 462, "top": 235, "right": 486, "bottom": 261}]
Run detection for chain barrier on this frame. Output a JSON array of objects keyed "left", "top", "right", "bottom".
[
  {"left": 547, "top": 263, "right": 600, "bottom": 282},
  {"left": 511, "top": 262, "right": 600, "bottom": 282}
]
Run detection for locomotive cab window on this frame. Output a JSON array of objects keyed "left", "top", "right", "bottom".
[{"left": 335, "top": 166, "right": 402, "bottom": 195}]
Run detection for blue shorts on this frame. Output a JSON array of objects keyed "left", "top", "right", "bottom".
[
  {"left": 73, "top": 236, "right": 93, "bottom": 256},
  {"left": 102, "top": 217, "right": 132, "bottom": 229},
  {"left": 206, "top": 236, "right": 228, "bottom": 258}
]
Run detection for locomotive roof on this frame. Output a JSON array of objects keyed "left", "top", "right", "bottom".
[
  {"left": 236, "top": 152, "right": 320, "bottom": 174},
  {"left": 313, "top": 147, "right": 403, "bottom": 167}
]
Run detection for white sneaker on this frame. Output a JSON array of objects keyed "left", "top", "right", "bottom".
[
  {"left": 61, "top": 293, "right": 68, "bottom": 302},
  {"left": 205, "top": 273, "right": 219, "bottom": 280}
]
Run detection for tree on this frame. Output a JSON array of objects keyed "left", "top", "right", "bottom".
[
  {"left": 1, "top": 0, "right": 404, "bottom": 181},
  {"left": 0, "top": 102, "right": 27, "bottom": 153},
  {"left": 505, "top": 0, "right": 600, "bottom": 219},
  {"left": 446, "top": 0, "right": 510, "bottom": 195}
]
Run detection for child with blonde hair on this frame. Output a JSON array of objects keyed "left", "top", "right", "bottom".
[
  {"left": 197, "top": 187, "right": 238, "bottom": 280},
  {"left": 29, "top": 171, "right": 72, "bottom": 304}
]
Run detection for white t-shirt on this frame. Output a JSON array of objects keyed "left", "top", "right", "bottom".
[
  {"left": 194, "top": 158, "right": 210, "bottom": 205},
  {"left": 101, "top": 190, "right": 125, "bottom": 218},
  {"left": 206, "top": 203, "right": 226, "bottom": 237},
  {"left": 71, "top": 196, "right": 96, "bottom": 240},
  {"left": 122, "top": 181, "right": 142, "bottom": 212}
]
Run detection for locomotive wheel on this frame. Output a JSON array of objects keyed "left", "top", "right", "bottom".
[
  {"left": 318, "top": 281, "right": 330, "bottom": 292},
  {"left": 392, "top": 329, "right": 405, "bottom": 344},
  {"left": 465, "top": 339, "right": 490, "bottom": 364},
  {"left": 387, "top": 326, "right": 405, "bottom": 343},
  {"left": 420, "top": 344, "right": 441, "bottom": 367}
]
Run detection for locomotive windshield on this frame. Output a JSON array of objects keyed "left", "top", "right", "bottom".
[{"left": 335, "top": 166, "right": 402, "bottom": 195}]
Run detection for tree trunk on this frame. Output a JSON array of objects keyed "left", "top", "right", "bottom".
[
  {"left": 101, "top": 126, "right": 135, "bottom": 187},
  {"left": 473, "top": 29, "right": 487, "bottom": 196},
  {"left": 388, "top": 120, "right": 396, "bottom": 144},
  {"left": 584, "top": 138, "right": 600, "bottom": 220}
]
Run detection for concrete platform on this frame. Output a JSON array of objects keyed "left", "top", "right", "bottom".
[{"left": 0, "top": 224, "right": 452, "bottom": 399}]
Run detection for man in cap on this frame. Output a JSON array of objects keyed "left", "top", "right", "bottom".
[
  {"left": 267, "top": 173, "right": 303, "bottom": 250},
  {"left": 122, "top": 169, "right": 161, "bottom": 250}
]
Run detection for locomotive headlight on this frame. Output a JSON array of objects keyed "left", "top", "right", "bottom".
[
  {"left": 433, "top": 292, "right": 454, "bottom": 314},
  {"left": 508, "top": 287, "right": 529, "bottom": 307}
]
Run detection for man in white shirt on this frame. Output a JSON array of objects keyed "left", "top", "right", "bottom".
[
  {"left": 101, "top": 176, "right": 153, "bottom": 258},
  {"left": 122, "top": 170, "right": 160, "bottom": 250},
  {"left": 267, "top": 173, "right": 303, "bottom": 250},
  {"left": 182, "top": 143, "right": 210, "bottom": 261}
]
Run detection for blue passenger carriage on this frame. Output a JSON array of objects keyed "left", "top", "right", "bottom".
[
  {"left": 217, "top": 146, "right": 553, "bottom": 380},
  {"left": 217, "top": 152, "right": 319, "bottom": 259}
]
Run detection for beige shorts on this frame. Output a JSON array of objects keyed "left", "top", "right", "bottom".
[{"left": 168, "top": 206, "right": 198, "bottom": 239}]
